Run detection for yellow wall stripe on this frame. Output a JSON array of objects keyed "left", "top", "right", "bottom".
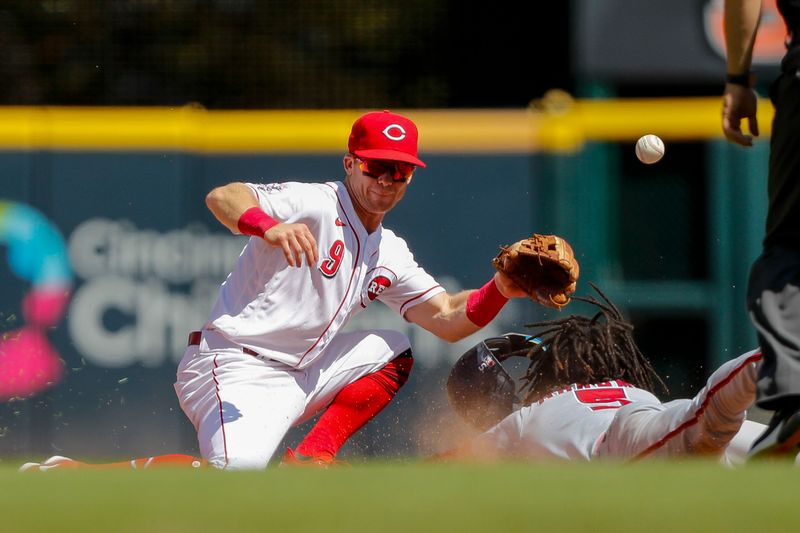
[{"left": 0, "top": 99, "right": 774, "bottom": 154}]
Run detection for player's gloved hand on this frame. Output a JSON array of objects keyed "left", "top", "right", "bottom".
[
  {"left": 493, "top": 271, "right": 528, "bottom": 299},
  {"left": 492, "top": 234, "right": 579, "bottom": 309}
]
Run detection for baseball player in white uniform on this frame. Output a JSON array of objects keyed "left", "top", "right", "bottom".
[
  {"left": 442, "top": 288, "right": 773, "bottom": 465},
  {"left": 172, "top": 110, "right": 536, "bottom": 470}
]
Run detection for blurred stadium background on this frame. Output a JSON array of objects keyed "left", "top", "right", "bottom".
[{"left": 0, "top": 0, "right": 783, "bottom": 463}]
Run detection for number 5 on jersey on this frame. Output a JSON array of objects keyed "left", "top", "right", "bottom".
[{"left": 574, "top": 387, "right": 632, "bottom": 411}]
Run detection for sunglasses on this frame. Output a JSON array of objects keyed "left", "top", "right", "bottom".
[{"left": 356, "top": 157, "right": 415, "bottom": 183}]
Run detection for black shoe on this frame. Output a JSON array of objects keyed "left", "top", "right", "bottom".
[{"left": 749, "top": 408, "right": 800, "bottom": 459}]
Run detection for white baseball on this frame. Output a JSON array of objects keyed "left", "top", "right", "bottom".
[{"left": 635, "top": 134, "right": 665, "bottom": 164}]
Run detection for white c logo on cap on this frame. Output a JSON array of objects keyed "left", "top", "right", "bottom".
[{"left": 382, "top": 124, "right": 406, "bottom": 141}]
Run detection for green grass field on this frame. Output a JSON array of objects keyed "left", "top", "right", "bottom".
[{"left": 1, "top": 460, "right": 798, "bottom": 532}]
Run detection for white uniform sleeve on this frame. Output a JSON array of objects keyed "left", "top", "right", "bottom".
[
  {"left": 374, "top": 233, "right": 444, "bottom": 317},
  {"left": 245, "top": 182, "right": 326, "bottom": 224}
]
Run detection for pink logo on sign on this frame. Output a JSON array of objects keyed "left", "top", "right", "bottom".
[{"left": 0, "top": 201, "right": 72, "bottom": 402}]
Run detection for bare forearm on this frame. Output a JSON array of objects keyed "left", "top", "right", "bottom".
[
  {"left": 405, "top": 275, "right": 517, "bottom": 342},
  {"left": 205, "top": 182, "right": 318, "bottom": 267},
  {"left": 724, "top": 0, "right": 762, "bottom": 74},
  {"left": 206, "top": 182, "right": 260, "bottom": 234},
  {"left": 425, "top": 290, "right": 482, "bottom": 342}
]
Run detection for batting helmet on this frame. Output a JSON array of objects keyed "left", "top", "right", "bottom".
[{"left": 446, "top": 333, "right": 539, "bottom": 431}]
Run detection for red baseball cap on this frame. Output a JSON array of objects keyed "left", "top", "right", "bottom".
[{"left": 348, "top": 110, "right": 426, "bottom": 168}]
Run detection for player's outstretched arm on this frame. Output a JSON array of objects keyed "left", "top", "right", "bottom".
[
  {"left": 206, "top": 182, "right": 318, "bottom": 267},
  {"left": 405, "top": 272, "right": 525, "bottom": 342}
]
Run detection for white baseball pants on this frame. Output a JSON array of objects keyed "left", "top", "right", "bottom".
[{"left": 174, "top": 328, "right": 411, "bottom": 470}]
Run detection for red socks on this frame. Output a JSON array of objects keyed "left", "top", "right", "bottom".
[{"left": 295, "top": 352, "right": 413, "bottom": 460}]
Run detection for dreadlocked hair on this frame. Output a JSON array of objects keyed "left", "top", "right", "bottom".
[{"left": 520, "top": 283, "right": 668, "bottom": 405}]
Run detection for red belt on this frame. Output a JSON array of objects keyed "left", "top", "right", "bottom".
[{"left": 187, "top": 331, "right": 259, "bottom": 357}]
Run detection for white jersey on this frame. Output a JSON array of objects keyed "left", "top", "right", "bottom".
[
  {"left": 478, "top": 381, "right": 660, "bottom": 461},
  {"left": 205, "top": 180, "right": 444, "bottom": 368},
  {"left": 474, "top": 349, "right": 762, "bottom": 462}
]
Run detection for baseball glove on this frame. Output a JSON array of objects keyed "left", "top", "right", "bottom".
[{"left": 492, "top": 234, "right": 579, "bottom": 309}]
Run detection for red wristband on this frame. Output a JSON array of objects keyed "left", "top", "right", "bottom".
[
  {"left": 466, "top": 277, "right": 509, "bottom": 327},
  {"left": 237, "top": 207, "right": 279, "bottom": 237}
]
